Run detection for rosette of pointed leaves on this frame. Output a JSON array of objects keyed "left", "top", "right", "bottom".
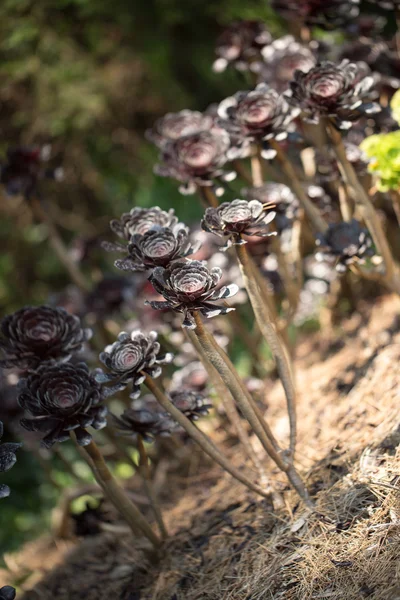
[
  {"left": 218, "top": 84, "right": 299, "bottom": 152},
  {"left": 0, "top": 306, "right": 92, "bottom": 370},
  {"left": 0, "top": 146, "right": 62, "bottom": 199},
  {"left": 0, "top": 421, "right": 21, "bottom": 499},
  {"left": 147, "top": 259, "right": 238, "bottom": 328},
  {"left": 288, "top": 60, "right": 380, "bottom": 129},
  {"left": 170, "top": 390, "right": 212, "bottom": 421},
  {"left": 316, "top": 219, "right": 374, "bottom": 272},
  {"left": 271, "top": 0, "right": 360, "bottom": 29},
  {"left": 96, "top": 331, "right": 173, "bottom": 400},
  {"left": 104, "top": 221, "right": 201, "bottom": 272},
  {"left": 260, "top": 36, "right": 316, "bottom": 92},
  {"left": 108, "top": 207, "right": 178, "bottom": 242},
  {"left": 154, "top": 128, "right": 236, "bottom": 195},
  {"left": 201, "top": 199, "right": 276, "bottom": 250},
  {"left": 18, "top": 363, "right": 107, "bottom": 448},
  {"left": 360, "top": 131, "right": 400, "bottom": 192},
  {"left": 146, "top": 110, "right": 214, "bottom": 149},
  {"left": 0, "top": 587, "right": 16, "bottom": 600},
  {"left": 212, "top": 20, "right": 272, "bottom": 73},
  {"left": 112, "top": 405, "right": 175, "bottom": 443}
]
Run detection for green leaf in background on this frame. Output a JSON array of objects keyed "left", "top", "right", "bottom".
[
  {"left": 361, "top": 131, "right": 400, "bottom": 193},
  {"left": 391, "top": 90, "right": 400, "bottom": 126}
]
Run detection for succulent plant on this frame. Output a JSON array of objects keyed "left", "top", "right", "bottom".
[
  {"left": 288, "top": 60, "right": 380, "bottom": 129},
  {"left": 340, "top": 40, "right": 400, "bottom": 92},
  {"left": 271, "top": 0, "right": 360, "bottom": 29},
  {"left": 201, "top": 199, "right": 276, "bottom": 250},
  {"left": 218, "top": 84, "right": 299, "bottom": 153},
  {"left": 18, "top": 363, "right": 107, "bottom": 448},
  {"left": 259, "top": 36, "right": 316, "bottom": 92},
  {"left": 0, "top": 306, "right": 92, "bottom": 370},
  {"left": 0, "top": 146, "right": 62, "bottom": 199},
  {"left": 0, "top": 421, "right": 21, "bottom": 499},
  {"left": 170, "top": 390, "right": 212, "bottom": 421},
  {"left": 108, "top": 206, "right": 178, "bottom": 242},
  {"left": 147, "top": 259, "right": 239, "bottom": 328},
  {"left": 0, "top": 586, "right": 16, "bottom": 600},
  {"left": 104, "top": 222, "right": 201, "bottom": 272},
  {"left": 146, "top": 110, "right": 214, "bottom": 149},
  {"left": 241, "top": 183, "right": 299, "bottom": 232},
  {"left": 113, "top": 404, "right": 175, "bottom": 442},
  {"left": 154, "top": 128, "right": 236, "bottom": 195},
  {"left": 170, "top": 361, "right": 208, "bottom": 392},
  {"left": 316, "top": 219, "right": 374, "bottom": 272},
  {"left": 96, "top": 330, "right": 173, "bottom": 400},
  {"left": 212, "top": 20, "right": 272, "bottom": 73}
]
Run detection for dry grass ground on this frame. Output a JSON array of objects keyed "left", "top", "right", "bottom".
[{"left": 2, "top": 294, "right": 400, "bottom": 599}]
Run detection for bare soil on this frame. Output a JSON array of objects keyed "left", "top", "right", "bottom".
[{"left": 2, "top": 294, "right": 400, "bottom": 600}]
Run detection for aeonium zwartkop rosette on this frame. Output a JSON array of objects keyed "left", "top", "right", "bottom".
[
  {"left": 316, "top": 219, "right": 374, "bottom": 272},
  {"left": 108, "top": 206, "right": 178, "bottom": 242},
  {"left": 0, "top": 420, "right": 21, "bottom": 499},
  {"left": 146, "top": 259, "right": 239, "bottom": 328},
  {"left": 287, "top": 60, "right": 381, "bottom": 129},
  {"left": 145, "top": 110, "right": 214, "bottom": 149},
  {"left": 18, "top": 363, "right": 108, "bottom": 448},
  {"left": 201, "top": 199, "right": 276, "bottom": 250},
  {"left": 95, "top": 330, "right": 174, "bottom": 399},
  {"left": 0, "top": 306, "right": 92, "bottom": 370},
  {"left": 212, "top": 20, "right": 272, "bottom": 73},
  {"left": 169, "top": 390, "right": 212, "bottom": 421},
  {"left": 259, "top": 36, "right": 316, "bottom": 92},
  {"left": 154, "top": 127, "right": 236, "bottom": 195},
  {"left": 113, "top": 404, "right": 176, "bottom": 443}
]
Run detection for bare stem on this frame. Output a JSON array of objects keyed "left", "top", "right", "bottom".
[
  {"left": 235, "top": 243, "right": 297, "bottom": 459},
  {"left": 143, "top": 374, "right": 271, "bottom": 499},
  {"left": 71, "top": 434, "right": 161, "bottom": 548},
  {"left": 30, "top": 197, "right": 90, "bottom": 292},
  {"left": 251, "top": 152, "right": 264, "bottom": 187},
  {"left": 338, "top": 185, "right": 353, "bottom": 222},
  {"left": 268, "top": 140, "right": 328, "bottom": 234},
  {"left": 137, "top": 436, "right": 168, "bottom": 540},
  {"left": 199, "top": 186, "right": 219, "bottom": 208}
]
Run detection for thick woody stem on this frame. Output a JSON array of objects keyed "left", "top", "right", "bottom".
[
  {"left": 30, "top": 197, "right": 90, "bottom": 292},
  {"left": 251, "top": 152, "right": 264, "bottom": 187},
  {"left": 268, "top": 140, "right": 329, "bottom": 234},
  {"left": 338, "top": 185, "right": 353, "bottom": 222},
  {"left": 143, "top": 374, "right": 271, "bottom": 499},
  {"left": 235, "top": 243, "right": 297, "bottom": 459},
  {"left": 137, "top": 436, "right": 168, "bottom": 540},
  {"left": 72, "top": 435, "right": 161, "bottom": 548}
]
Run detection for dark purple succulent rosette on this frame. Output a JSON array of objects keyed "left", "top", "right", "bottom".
[
  {"left": 112, "top": 406, "right": 175, "bottom": 443},
  {"left": 0, "top": 306, "right": 92, "bottom": 371},
  {"left": 287, "top": 60, "right": 380, "bottom": 130},
  {"left": 218, "top": 84, "right": 300, "bottom": 160},
  {"left": 154, "top": 127, "right": 236, "bottom": 195},
  {"left": 212, "top": 20, "right": 272, "bottom": 73},
  {"left": 0, "top": 586, "right": 16, "bottom": 600},
  {"left": 170, "top": 361, "right": 208, "bottom": 393},
  {"left": 95, "top": 330, "right": 173, "bottom": 400},
  {"left": 104, "top": 221, "right": 201, "bottom": 273},
  {"left": 0, "top": 146, "right": 62, "bottom": 200},
  {"left": 170, "top": 390, "right": 212, "bottom": 421},
  {"left": 0, "top": 421, "right": 21, "bottom": 500},
  {"left": 259, "top": 36, "right": 316, "bottom": 92},
  {"left": 271, "top": 0, "right": 360, "bottom": 29},
  {"left": 146, "top": 259, "right": 238, "bottom": 329},
  {"left": 316, "top": 219, "right": 374, "bottom": 272},
  {"left": 145, "top": 110, "right": 214, "bottom": 149},
  {"left": 201, "top": 199, "right": 276, "bottom": 250},
  {"left": 108, "top": 207, "right": 178, "bottom": 242},
  {"left": 18, "top": 363, "right": 107, "bottom": 448}
]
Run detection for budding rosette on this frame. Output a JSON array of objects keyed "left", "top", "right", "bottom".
[
  {"left": 0, "top": 421, "right": 21, "bottom": 499},
  {"left": 260, "top": 36, "right": 316, "bottom": 92},
  {"left": 170, "top": 390, "right": 212, "bottom": 421},
  {"left": 147, "top": 259, "right": 238, "bottom": 328},
  {"left": 154, "top": 128, "right": 236, "bottom": 195},
  {"left": 106, "top": 222, "right": 201, "bottom": 272},
  {"left": 0, "top": 306, "right": 92, "bottom": 370},
  {"left": 288, "top": 60, "right": 380, "bottom": 129},
  {"left": 113, "top": 405, "right": 175, "bottom": 443},
  {"left": 201, "top": 199, "right": 276, "bottom": 250},
  {"left": 213, "top": 20, "right": 272, "bottom": 73},
  {"left": 218, "top": 84, "right": 299, "bottom": 157},
  {"left": 271, "top": 0, "right": 360, "bottom": 29},
  {"left": 96, "top": 330, "right": 173, "bottom": 400},
  {"left": 316, "top": 219, "right": 374, "bottom": 272},
  {"left": 146, "top": 110, "right": 214, "bottom": 149},
  {"left": 18, "top": 363, "right": 107, "bottom": 448}
]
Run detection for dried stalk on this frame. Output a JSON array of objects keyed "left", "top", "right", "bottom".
[
  {"left": 71, "top": 434, "right": 161, "bottom": 548},
  {"left": 235, "top": 243, "right": 297, "bottom": 458},
  {"left": 338, "top": 185, "right": 353, "bottom": 222},
  {"left": 199, "top": 186, "right": 219, "bottom": 208},
  {"left": 143, "top": 374, "right": 272, "bottom": 499},
  {"left": 389, "top": 190, "right": 400, "bottom": 227},
  {"left": 137, "top": 436, "right": 168, "bottom": 539}
]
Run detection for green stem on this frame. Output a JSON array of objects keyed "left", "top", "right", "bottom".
[{"left": 143, "top": 374, "right": 271, "bottom": 499}]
